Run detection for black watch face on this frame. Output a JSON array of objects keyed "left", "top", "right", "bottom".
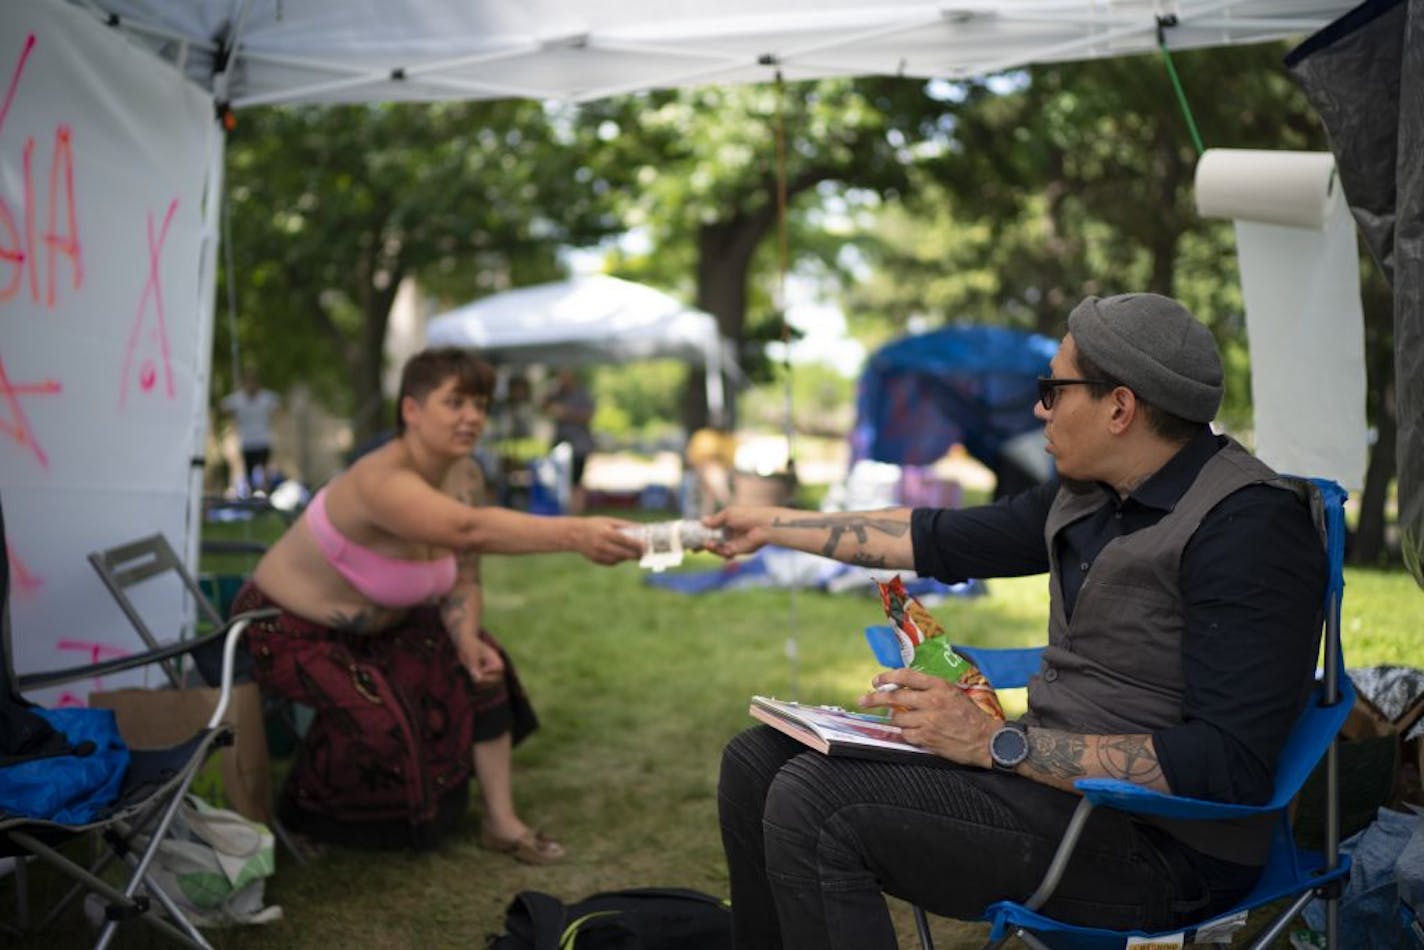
[{"left": 991, "top": 725, "right": 1028, "bottom": 767}]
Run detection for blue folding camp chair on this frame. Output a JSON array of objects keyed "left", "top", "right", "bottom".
[{"left": 911, "top": 477, "right": 1353, "bottom": 950}]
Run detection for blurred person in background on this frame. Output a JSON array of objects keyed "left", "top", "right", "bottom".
[
  {"left": 684, "top": 418, "right": 738, "bottom": 517},
  {"left": 542, "top": 368, "right": 596, "bottom": 514},
  {"left": 221, "top": 367, "right": 280, "bottom": 494}
]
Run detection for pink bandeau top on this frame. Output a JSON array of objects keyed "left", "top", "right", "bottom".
[{"left": 305, "top": 487, "right": 457, "bottom": 608}]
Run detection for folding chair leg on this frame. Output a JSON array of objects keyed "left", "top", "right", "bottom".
[
  {"left": 913, "top": 903, "right": 935, "bottom": 950},
  {"left": 1244, "top": 888, "right": 1315, "bottom": 950},
  {"left": 38, "top": 838, "right": 129, "bottom": 931},
  {"left": 97, "top": 853, "right": 214, "bottom": 950},
  {"left": 2, "top": 857, "right": 30, "bottom": 935},
  {"left": 135, "top": 867, "right": 212, "bottom": 948},
  {"left": 980, "top": 930, "right": 1012, "bottom": 950},
  {"left": 271, "top": 814, "right": 309, "bottom": 865},
  {"left": 8, "top": 831, "right": 198, "bottom": 947},
  {"left": 95, "top": 748, "right": 225, "bottom": 949}
]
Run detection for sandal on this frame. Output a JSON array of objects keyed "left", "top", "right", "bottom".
[{"left": 479, "top": 826, "right": 566, "bottom": 865}]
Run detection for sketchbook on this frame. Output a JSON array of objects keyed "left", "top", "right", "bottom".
[{"left": 748, "top": 695, "right": 943, "bottom": 765}]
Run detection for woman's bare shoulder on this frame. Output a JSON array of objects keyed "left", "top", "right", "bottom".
[
  {"left": 324, "top": 444, "right": 416, "bottom": 526},
  {"left": 342, "top": 441, "right": 412, "bottom": 490}
]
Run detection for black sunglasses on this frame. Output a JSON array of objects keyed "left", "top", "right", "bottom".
[{"left": 1036, "top": 377, "right": 1117, "bottom": 410}]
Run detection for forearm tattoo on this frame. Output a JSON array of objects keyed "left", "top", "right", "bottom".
[
  {"left": 1095, "top": 735, "right": 1164, "bottom": 785},
  {"left": 1025, "top": 729, "right": 1164, "bottom": 787},
  {"left": 769, "top": 514, "right": 909, "bottom": 558},
  {"left": 1025, "top": 729, "right": 1088, "bottom": 780},
  {"left": 457, "top": 549, "right": 481, "bottom": 583},
  {"left": 441, "top": 591, "right": 469, "bottom": 637}
]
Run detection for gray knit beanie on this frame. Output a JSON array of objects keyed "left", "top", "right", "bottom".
[{"left": 1067, "top": 293, "right": 1223, "bottom": 423}]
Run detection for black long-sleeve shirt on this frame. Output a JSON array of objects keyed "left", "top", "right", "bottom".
[{"left": 910, "top": 428, "right": 1326, "bottom": 807}]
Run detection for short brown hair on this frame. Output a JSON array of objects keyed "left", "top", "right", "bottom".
[{"left": 395, "top": 347, "right": 494, "bottom": 433}]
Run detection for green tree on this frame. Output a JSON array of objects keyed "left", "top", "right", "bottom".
[
  {"left": 218, "top": 101, "right": 620, "bottom": 437},
  {"left": 836, "top": 42, "right": 1398, "bottom": 561},
  {"left": 575, "top": 78, "right": 940, "bottom": 428}
]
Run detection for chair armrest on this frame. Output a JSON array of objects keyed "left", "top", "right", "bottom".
[
  {"left": 954, "top": 645, "right": 1045, "bottom": 690},
  {"left": 206, "top": 608, "right": 278, "bottom": 728},
  {"left": 1073, "top": 778, "right": 1274, "bottom": 820},
  {"left": 15, "top": 608, "right": 278, "bottom": 693}
]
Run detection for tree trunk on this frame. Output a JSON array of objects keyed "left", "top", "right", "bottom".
[
  {"left": 692, "top": 204, "right": 778, "bottom": 430},
  {"left": 1352, "top": 268, "right": 1399, "bottom": 565},
  {"left": 1147, "top": 129, "right": 1187, "bottom": 298},
  {"left": 1354, "top": 382, "right": 1397, "bottom": 565},
  {"left": 349, "top": 250, "right": 402, "bottom": 442}
]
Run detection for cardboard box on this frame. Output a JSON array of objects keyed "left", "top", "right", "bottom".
[{"left": 89, "top": 682, "right": 272, "bottom": 824}]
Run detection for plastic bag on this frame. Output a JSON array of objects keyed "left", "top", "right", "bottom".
[{"left": 134, "top": 795, "right": 282, "bottom": 927}]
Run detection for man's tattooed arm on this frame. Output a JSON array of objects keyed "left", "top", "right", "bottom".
[
  {"left": 1024, "top": 729, "right": 1088, "bottom": 781},
  {"left": 1095, "top": 735, "right": 1166, "bottom": 786},
  {"left": 767, "top": 513, "right": 912, "bottom": 562},
  {"left": 1020, "top": 727, "right": 1170, "bottom": 795}
]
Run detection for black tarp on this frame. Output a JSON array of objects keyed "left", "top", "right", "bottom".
[{"left": 1287, "top": 0, "right": 1424, "bottom": 586}]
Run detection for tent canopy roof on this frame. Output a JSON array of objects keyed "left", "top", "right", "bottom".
[
  {"left": 81, "top": 0, "right": 1353, "bottom": 107},
  {"left": 425, "top": 274, "right": 724, "bottom": 368}
]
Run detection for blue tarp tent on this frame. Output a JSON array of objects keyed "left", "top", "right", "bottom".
[{"left": 850, "top": 326, "right": 1058, "bottom": 477}]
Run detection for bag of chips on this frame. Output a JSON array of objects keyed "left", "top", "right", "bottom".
[{"left": 874, "top": 576, "right": 1004, "bottom": 720}]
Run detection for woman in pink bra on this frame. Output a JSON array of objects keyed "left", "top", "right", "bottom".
[{"left": 230, "top": 348, "right": 642, "bottom": 859}]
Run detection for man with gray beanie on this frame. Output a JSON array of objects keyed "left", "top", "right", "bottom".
[{"left": 706, "top": 292, "right": 1327, "bottom": 949}]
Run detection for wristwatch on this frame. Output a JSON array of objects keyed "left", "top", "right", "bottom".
[{"left": 989, "top": 720, "right": 1030, "bottom": 773}]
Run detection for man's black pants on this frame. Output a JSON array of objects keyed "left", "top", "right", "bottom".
[{"left": 718, "top": 726, "right": 1251, "bottom": 950}]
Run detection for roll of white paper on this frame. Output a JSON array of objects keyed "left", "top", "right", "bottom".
[
  {"left": 1191, "top": 148, "right": 1368, "bottom": 491},
  {"left": 1194, "top": 149, "right": 1338, "bottom": 229}
]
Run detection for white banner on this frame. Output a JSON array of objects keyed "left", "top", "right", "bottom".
[{"left": 1, "top": 1, "right": 220, "bottom": 703}]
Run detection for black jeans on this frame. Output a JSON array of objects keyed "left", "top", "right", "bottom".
[{"left": 718, "top": 726, "right": 1251, "bottom": 950}]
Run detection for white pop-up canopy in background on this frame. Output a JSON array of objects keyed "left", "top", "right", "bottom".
[
  {"left": 425, "top": 275, "right": 730, "bottom": 418},
  {"left": 1195, "top": 149, "right": 1368, "bottom": 490}
]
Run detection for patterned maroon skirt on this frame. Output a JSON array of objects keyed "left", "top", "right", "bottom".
[{"left": 231, "top": 581, "right": 538, "bottom": 849}]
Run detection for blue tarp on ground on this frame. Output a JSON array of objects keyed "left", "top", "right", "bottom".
[
  {"left": 644, "top": 546, "right": 986, "bottom": 599},
  {"left": 850, "top": 326, "right": 1057, "bottom": 469}
]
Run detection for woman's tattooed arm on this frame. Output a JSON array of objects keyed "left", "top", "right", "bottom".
[{"left": 442, "top": 459, "right": 486, "bottom": 662}]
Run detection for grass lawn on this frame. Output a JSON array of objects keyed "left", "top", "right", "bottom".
[{"left": 7, "top": 509, "right": 1420, "bottom": 948}]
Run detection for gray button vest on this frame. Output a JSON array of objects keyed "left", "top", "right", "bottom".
[{"left": 1023, "top": 438, "right": 1321, "bottom": 865}]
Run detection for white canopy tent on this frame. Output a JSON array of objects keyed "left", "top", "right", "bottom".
[
  {"left": 2, "top": 0, "right": 1369, "bottom": 695},
  {"left": 426, "top": 275, "right": 731, "bottom": 418},
  {"left": 70, "top": 0, "right": 1353, "bottom": 106}
]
